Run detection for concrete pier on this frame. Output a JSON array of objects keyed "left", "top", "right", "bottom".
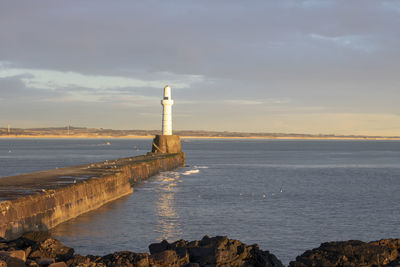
[{"left": 0, "top": 152, "right": 185, "bottom": 240}]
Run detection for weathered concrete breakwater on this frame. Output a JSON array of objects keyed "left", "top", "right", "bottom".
[
  {"left": 1, "top": 232, "right": 400, "bottom": 267},
  {"left": 0, "top": 152, "right": 185, "bottom": 240}
]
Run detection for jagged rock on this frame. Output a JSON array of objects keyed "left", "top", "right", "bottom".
[
  {"left": 100, "top": 251, "right": 149, "bottom": 267},
  {"left": 149, "top": 240, "right": 170, "bottom": 254},
  {"left": 66, "top": 254, "right": 105, "bottom": 267},
  {"left": 289, "top": 239, "right": 399, "bottom": 267},
  {"left": 36, "top": 257, "right": 56, "bottom": 265},
  {"left": 26, "top": 246, "right": 32, "bottom": 258},
  {"left": 49, "top": 262, "right": 68, "bottom": 267},
  {"left": 0, "top": 253, "right": 25, "bottom": 267},
  {"left": 11, "top": 231, "right": 53, "bottom": 248},
  {"left": 71, "top": 263, "right": 106, "bottom": 267},
  {"left": 66, "top": 254, "right": 90, "bottom": 266},
  {"left": 387, "top": 259, "right": 400, "bottom": 267},
  {"left": 0, "top": 249, "right": 26, "bottom": 261},
  {"left": 371, "top": 238, "right": 400, "bottom": 249},
  {"left": 22, "top": 231, "right": 52, "bottom": 244},
  {"left": 252, "top": 246, "right": 284, "bottom": 267},
  {"left": 29, "top": 238, "right": 74, "bottom": 262},
  {"left": 181, "top": 263, "right": 200, "bottom": 267},
  {"left": 149, "top": 250, "right": 182, "bottom": 266},
  {"left": 149, "top": 235, "right": 283, "bottom": 267},
  {"left": 26, "top": 259, "right": 39, "bottom": 266}
]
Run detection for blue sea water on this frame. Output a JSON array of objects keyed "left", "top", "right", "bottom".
[{"left": 1, "top": 139, "right": 400, "bottom": 265}]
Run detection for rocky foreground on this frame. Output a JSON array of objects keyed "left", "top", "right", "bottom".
[
  {"left": 1, "top": 232, "right": 400, "bottom": 267},
  {"left": 0, "top": 232, "right": 282, "bottom": 267}
]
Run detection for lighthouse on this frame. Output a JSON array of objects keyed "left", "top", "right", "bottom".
[
  {"left": 161, "top": 85, "right": 173, "bottom": 135},
  {"left": 151, "top": 85, "right": 182, "bottom": 154}
]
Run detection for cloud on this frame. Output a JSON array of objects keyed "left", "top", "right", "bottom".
[
  {"left": 0, "top": 62, "right": 203, "bottom": 91},
  {"left": 0, "top": 63, "right": 197, "bottom": 109},
  {"left": 224, "top": 100, "right": 264, "bottom": 105},
  {"left": 0, "top": 75, "right": 63, "bottom": 101},
  {"left": 309, "top": 34, "right": 380, "bottom": 53},
  {"left": 224, "top": 98, "right": 291, "bottom": 105},
  {"left": 280, "top": 0, "right": 333, "bottom": 9}
]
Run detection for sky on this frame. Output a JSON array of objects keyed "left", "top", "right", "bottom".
[{"left": 0, "top": 0, "right": 400, "bottom": 136}]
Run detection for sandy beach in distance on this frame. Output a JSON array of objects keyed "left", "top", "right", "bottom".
[{"left": 0, "top": 134, "right": 399, "bottom": 141}]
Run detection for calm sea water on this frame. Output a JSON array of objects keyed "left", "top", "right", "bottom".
[{"left": 1, "top": 139, "right": 400, "bottom": 265}]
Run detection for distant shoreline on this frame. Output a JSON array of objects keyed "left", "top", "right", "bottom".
[{"left": 0, "top": 134, "right": 399, "bottom": 140}]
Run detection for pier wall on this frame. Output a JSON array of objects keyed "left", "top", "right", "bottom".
[{"left": 0, "top": 153, "right": 185, "bottom": 240}]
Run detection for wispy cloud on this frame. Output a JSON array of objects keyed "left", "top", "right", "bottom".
[
  {"left": 0, "top": 61, "right": 204, "bottom": 107},
  {"left": 309, "top": 34, "right": 380, "bottom": 53},
  {"left": 0, "top": 62, "right": 203, "bottom": 91},
  {"left": 280, "top": 0, "right": 333, "bottom": 9},
  {"left": 224, "top": 98, "right": 291, "bottom": 105},
  {"left": 225, "top": 100, "right": 264, "bottom": 105},
  {"left": 38, "top": 89, "right": 159, "bottom": 106}
]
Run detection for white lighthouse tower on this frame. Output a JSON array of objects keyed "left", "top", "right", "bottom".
[
  {"left": 161, "top": 85, "right": 174, "bottom": 135},
  {"left": 151, "top": 85, "right": 181, "bottom": 154}
]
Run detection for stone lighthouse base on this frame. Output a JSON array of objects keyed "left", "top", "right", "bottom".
[{"left": 152, "top": 135, "right": 182, "bottom": 153}]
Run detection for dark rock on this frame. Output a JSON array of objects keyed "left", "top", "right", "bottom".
[
  {"left": 387, "top": 259, "right": 400, "bottom": 267},
  {"left": 48, "top": 262, "right": 68, "bottom": 267},
  {"left": 35, "top": 257, "right": 55, "bottom": 265},
  {"left": 149, "top": 240, "right": 170, "bottom": 254},
  {"left": 289, "top": 239, "right": 399, "bottom": 267},
  {"left": 181, "top": 263, "right": 200, "bottom": 267},
  {"left": 22, "top": 231, "right": 52, "bottom": 244},
  {"left": 29, "top": 238, "right": 74, "bottom": 262},
  {"left": 0, "top": 243, "right": 8, "bottom": 250},
  {"left": 0, "top": 233, "right": 287, "bottom": 266},
  {"left": 0, "top": 253, "right": 25, "bottom": 267},
  {"left": 252, "top": 245, "right": 284, "bottom": 267},
  {"left": 101, "top": 251, "right": 149, "bottom": 267},
  {"left": 26, "top": 259, "right": 39, "bottom": 266},
  {"left": 26, "top": 246, "right": 32, "bottom": 258},
  {"left": 149, "top": 239, "right": 190, "bottom": 266},
  {"left": 14, "top": 231, "right": 52, "bottom": 248},
  {"left": 2, "top": 231, "right": 52, "bottom": 252},
  {"left": 370, "top": 238, "right": 400, "bottom": 250},
  {"left": 6, "top": 257, "right": 25, "bottom": 267},
  {"left": 149, "top": 250, "right": 181, "bottom": 266},
  {"left": 0, "top": 249, "right": 26, "bottom": 261},
  {"left": 149, "top": 235, "right": 283, "bottom": 267},
  {"left": 66, "top": 254, "right": 97, "bottom": 266}
]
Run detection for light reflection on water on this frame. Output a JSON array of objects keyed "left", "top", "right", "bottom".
[{"left": 154, "top": 172, "right": 182, "bottom": 241}]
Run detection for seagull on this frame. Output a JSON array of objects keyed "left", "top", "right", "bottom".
[{"left": 263, "top": 194, "right": 267, "bottom": 198}]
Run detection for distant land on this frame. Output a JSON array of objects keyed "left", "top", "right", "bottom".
[{"left": 0, "top": 126, "right": 399, "bottom": 140}]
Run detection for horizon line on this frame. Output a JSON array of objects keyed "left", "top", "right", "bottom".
[{"left": 0, "top": 126, "right": 399, "bottom": 139}]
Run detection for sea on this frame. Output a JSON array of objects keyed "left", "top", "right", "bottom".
[{"left": 1, "top": 138, "right": 400, "bottom": 265}]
